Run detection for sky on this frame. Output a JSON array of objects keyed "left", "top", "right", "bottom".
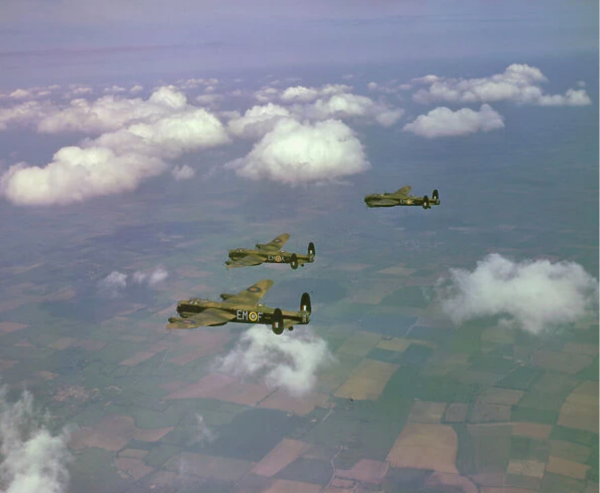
[
  {"left": 0, "top": 2, "right": 598, "bottom": 491},
  {"left": 0, "top": 0, "right": 598, "bottom": 85}
]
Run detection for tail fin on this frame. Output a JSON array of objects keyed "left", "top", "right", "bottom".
[
  {"left": 308, "top": 242, "right": 316, "bottom": 258},
  {"left": 300, "top": 292, "right": 312, "bottom": 313}
]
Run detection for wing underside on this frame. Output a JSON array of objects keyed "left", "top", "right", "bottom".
[
  {"left": 372, "top": 198, "right": 399, "bottom": 206},
  {"left": 167, "top": 308, "right": 235, "bottom": 329},
  {"left": 258, "top": 233, "right": 290, "bottom": 253},
  {"left": 223, "top": 279, "right": 274, "bottom": 306},
  {"left": 227, "top": 254, "right": 264, "bottom": 268}
]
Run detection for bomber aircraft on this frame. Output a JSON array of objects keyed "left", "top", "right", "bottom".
[
  {"left": 364, "top": 186, "right": 440, "bottom": 209},
  {"left": 166, "top": 279, "right": 311, "bottom": 335},
  {"left": 226, "top": 233, "right": 315, "bottom": 270}
]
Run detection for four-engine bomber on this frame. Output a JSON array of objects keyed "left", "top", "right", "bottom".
[
  {"left": 167, "top": 279, "right": 311, "bottom": 335},
  {"left": 364, "top": 185, "right": 440, "bottom": 209},
  {"left": 226, "top": 233, "right": 315, "bottom": 270}
]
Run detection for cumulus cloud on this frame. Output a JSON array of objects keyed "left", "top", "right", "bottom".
[
  {"left": 98, "top": 267, "right": 168, "bottom": 297},
  {"left": 280, "top": 84, "right": 351, "bottom": 103},
  {"left": 129, "top": 84, "right": 144, "bottom": 94},
  {"left": 227, "top": 118, "right": 370, "bottom": 185},
  {"left": 171, "top": 165, "right": 195, "bottom": 181},
  {"left": 293, "top": 93, "right": 403, "bottom": 127},
  {"left": 189, "top": 414, "right": 217, "bottom": 446},
  {"left": 97, "top": 271, "right": 128, "bottom": 298},
  {"left": 131, "top": 266, "right": 169, "bottom": 286},
  {"left": 436, "top": 254, "right": 599, "bottom": 334},
  {"left": 0, "top": 87, "right": 229, "bottom": 205},
  {"left": 214, "top": 325, "right": 334, "bottom": 397},
  {"left": 0, "top": 387, "right": 72, "bottom": 493},
  {"left": 227, "top": 103, "right": 291, "bottom": 139},
  {"left": 254, "top": 86, "right": 280, "bottom": 103},
  {"left": 403, "top": 104, "right": 504, "bottom": 138},
  {"left": 412, "top": 64, "right": 592, "bottom": 106}
]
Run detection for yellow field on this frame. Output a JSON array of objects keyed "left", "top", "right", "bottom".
[
  {"left": 251, "top": 438, "right": 311, "bottom": 477},
  {"left": 558, "top": 380, "right": 599, "bottom": 433},
  {"left": 407, "top": 401, "right": 447, "bottom": 423},
  {"left": 337, "top": 331, "right": 382, "bottom": 357},
  {"left": 546, "top": 456, "right": 590, "bottom": 480},
  {"left": 334, "top": 359, "right": 399, "bottom": 400},
  {"left": 386, "top": 423, "right": 458, "bottom": 473}
]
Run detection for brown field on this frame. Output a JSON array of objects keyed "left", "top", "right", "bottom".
[
  {"left": 558, "top": 380, "right": 599, "bottom": 433},
  {"left": 481, "top": 326, "right": 515, "bottom": 345},
  {"left": 376, "top": 337, "right": 411, "bottom": 352},
  {"left": 258, "top": 389, "right": 329, "bottom": 416},
  {"left": 562, "top": 342, "right": 599, "bottom": 356},
  {"left": 530, "top": 350, "right": 594, "bottom": 375},
  {"left": 133, "top": 426, "right": 174, "bottom": 442},
  {"left": 346, "top": 280, "right": 402, "bottom": 305},
  {"left": 337, "top": 331, "right": 382, "bottom": 357},
  {"left": 334, "top": 359, "right": 399, "bottom": 400},
  {"left": 477, "top": 388, "right": 524, "bottom": 406},
  {"left": 444, "top": 403, "right": 469, "bottom": 423},
  {"left": 120, "top": 351, "right": 156, "bottom": 366},
  {"left": 408, "top": 401, "right": 447, "bottom": 424},
  {"left": 119, "top": 449, "right": 148, "bottom": 459},
  {"left": 386, "top": 423, "right": 458, "bottom": 473},
  {"left": 70, "top": 415, "right": 136, "bottom": 451},
  {"left": 251, "top": 438, "right": 312, "bottom": 477},
  {"left": 336, "top": 459, "right": 389, "bottom": 484},
  {"left": 376, "top": 264, "right": 416, "bottom": 276},
  {"left": 546, "top": 456, "right": 590, "bottom": 480},
  {"left": 114, "top": 457, "right": 154, "bottom": 481},
  {"left": 549, "top": 440, "right": 591, "bottom": 463},
  {"left": 481, "top": 488, "right": 537, "bottom": 493},
  {"left": 169, "top": 330, "right": 232, "bottom": 365},
  {"left": 511, "top": 422, "right": 552, "bottom": 439},
  {"left": 424, "top": 472, "right": 478, "bottom": 493},
  {"left": 470, "top": 403, "right": 511, "bottom": 423},
  {"left": 0, "top": 321, "right": 28, "bottom": 334},
  {"left": 165, "top": 373, "right": 272, "bottom": 406},
  {"left": 69, "top": 414, "right": 174, "bottom": 451},
  {"left": 165, "top": 452, "right": 254, "bottom": 481},
  {"left": 261, "top": 479, "right": 322, "bottom": 493},
  {"left": 506, "top": 460, "right": 546, "bottom": 479}
]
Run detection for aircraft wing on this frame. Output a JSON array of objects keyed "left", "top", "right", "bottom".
[
  {"left": 226, "top": 254, "right": 264, "bottom": 269},
  {"left": 223, "top": 279, "right": 274, "bottom": 306},
  {"left": 394, "top": 186, "right": 411, "bottom": 197},
  {"left": 257, "top": 233, "right": 290, "bottom": 252},
  {"left": 372, "top": 198, "right": 399, "bottom": 206},
  {"left": 167, "top": 308, "right": 235, "bottom": 329}
]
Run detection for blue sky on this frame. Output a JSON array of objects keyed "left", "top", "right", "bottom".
[{"left": 1, "top": 0, "right": 597, "bottom": 70}]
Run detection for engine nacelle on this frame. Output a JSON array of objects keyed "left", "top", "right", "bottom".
[
  {"left": 300, "top": 292, "right": 312, "bottom": 314},
  {"left": 272, "top": 308, "right": 284, "bottom": 335}
]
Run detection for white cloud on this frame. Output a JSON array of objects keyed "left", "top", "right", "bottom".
[
  {"left": 227, "top": 103, "right": 291, "bottom": 139},
  {"left": 0, "top": 87, "right": 229, "bottom": 205},
  {"left": 214, "top": 325, "right": 334, "bottom": 397},
  {"left": 0, "top": 387, "right": 72, "bottom": 493},
  {"left": 171, "top": 165, "right": 195, "bottom": 180},
  {"left": 190, "top": 414, "right": 217, "bottom": 446},
  {"left": 412, "top": 64, "right": 592, "bottom": 106},
  {"left": 280, "top": 84, "right": 351, "bottom": 103},
  {"left": 254, "top": 86, "right": 280, "bottom": 103},
  {"left": 129, "top": 84, "right": 144, "bottom": 94},
  {"left": 436, "top": 254, "right": 599, "bottom": 334},
  {"left": 227, "top": 118, "right": 370, "bottom": 185},
  {"left": 103, "top": 85, "right": 127, "bottom": 94},
  {"left": 97, "top": 271, "right": 128, "bottom": 298},
  {"left": 98, "top": 267, "right": 168, "bottom": 297},
  {"left": 0, "top": 101, "right": 57, "bottom": 131},
  {"left": 294, "top": 93, "right": 404, "bottom": 127},
  {"left": 403, "top": 104, "right": 504, "bottom": 138},
  {"left": 195, "top": 93, "right": 224, "bottom": 108},
  {"left": 37, "top": 86, "right": 188, "bottom": 134}
]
